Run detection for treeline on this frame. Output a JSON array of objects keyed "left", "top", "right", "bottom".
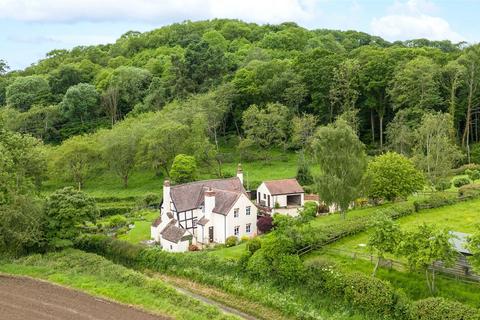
[{"left": 0, "top": 19, "right": 477, "bottom": 151}]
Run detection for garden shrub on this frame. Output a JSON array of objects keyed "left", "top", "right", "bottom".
[
  {"left": 414, "top": 297, "right": 480, "bottom": 320},
  {"left": 458, "top": 184, "right": 480, "bottom": 199},
  {"left": 246, "top": 237, "right": 262, "bottom": 255},
  {"left": 137, "top": 193, "right": 160, "bottom": 208},
  {"left": 257, "top": 215, "right": 273, "bottom": 233},
  {"left": 413, "top": 193, "right": 458, "bottom": 211},
  {"left": 466, "top": 169, "right": 480, "bottom": 181},
  {"left": 434, "top": 178, "right": 451, "bottom": 191},
  {"left": 106, "top": 214, "right": 128, "bottom": 228},
  {"left": 240, "top": 235, "right": 250, "bottom": 242},
  {"left": 453, "top": 176, "right": 472, "bottom": 188},
  {"left": 451, "top": 163, "right": 480, "bottom": 175},
  {"left": 225, "top": 236, "right": 238, "bottom": 247},
  {"left": 299, "top": 201, "right": 318, "bottom": 221}
]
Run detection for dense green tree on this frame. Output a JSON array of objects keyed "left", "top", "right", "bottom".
[
  {"left": 468, "top": 226, "right": 480, "bottom": 273},
  {"left": 138, "top": 120, "right": 190, "bottom": 176},
  {"left": 366, "top": 152, "right": 424, "bottom": 201},
  {"left": 170, "top": 154, "right": 197, "bottom": 184},
  {"left": 290, "top": 114, "right": 317, "bottom": 149},
  {"left": 61, "top": 83, "right": 99, "bottom": 124},
  {"left": 368, "top": 215, "right": 401, "bottom": 276},
  {"left": 388, "top": 56, "right": 442, "bottom": 113},
  {"left": 6, "top": 76, "right": 51, "bottom": 111},
  {"left": 51, "top": 134, "right": 100, "bottom": 189},
  {"left": 296, "top": 150, "right": 313, "bottom": 186},
  {"left": 0, "top": 59, "right": 9, "bottom": 75},
  {"left": 412, "top": 112, "right": 462, "bottom": 185},
  {"left": 310, "top": 119, "right": 367, "bottom": 218},
  {"left": 44, "top": 187, "right": 98, "bottom": 248},
  {"left": 108, "top": 66, "right": 152, "bottom": 116},
  {"left": 49, "top": 64, "right": 83, "bottom": 99},
  {"left": 100, "top": 119, "right": 144, "bottom": 188},
  {"left": 399, "top": 224, "right": 456, "bottom": 294},
  {"left": 241, "top": 103, "right": 290, "bottom": 158},
  {"left": 329, "top": 58, "right": 360, "bottom": 121}
]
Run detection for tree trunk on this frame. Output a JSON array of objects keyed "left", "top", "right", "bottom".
[
  {"left": 372, "top": 256, "right": 381, "bottom": 277},
  {"left": 123, "top": 175, "right": 129, "bottom": 188},
  {"left": 379, "top": 115, "right": 384, "bottom": 150},
  {"left": 370, "top": 109, "right": 375, "bottom": 144},
  {"left": 463, "top": 64, "right": 475, "bottom": 148}
]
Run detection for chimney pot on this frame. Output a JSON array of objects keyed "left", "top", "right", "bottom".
[{"left": 164, "top": 179, "right": 170, "bottom": 187}]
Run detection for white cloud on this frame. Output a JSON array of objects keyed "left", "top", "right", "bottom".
[
  {"left": 0, "top": 0, "right": 315, "bottom": 24},
  {"left": 371, "top": 0, "right": 465, "bottom": 42}
]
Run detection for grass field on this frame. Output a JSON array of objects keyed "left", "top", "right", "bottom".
[
  {"left": 0, "top": 249, "right": 237, "bottom": 320},
  {"left": 324, "top": 197, "right": 480, "bottom": 255},
  {"left": 118, "top": 210, "right": 159, "bottom": 244}
]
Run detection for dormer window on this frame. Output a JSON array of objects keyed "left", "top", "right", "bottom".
[{"left": 234, "top": 208, "right": 239, "bottom": 218}]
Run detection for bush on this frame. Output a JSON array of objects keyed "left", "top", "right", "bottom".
[
  {"left": 299, "top": 201, "right": 317, "bottom": 221},
  {"left": 453, "top": 176, "right": 472, "bottom": 188},
  {"left": 257, "top": 215, "right": 273, "bottom": 233},
  {"left": 452, "top": 163, "right": 480, "bottom": 175},
  {"left": 137, "top": 193, "right": 160, "bottom": 208},
  {"left": 106, "top": 214, "right": 128, "bottom": 228},
  {"left": 240, "top": 235, "right": 250, "bottom": 243},
  {"left": 246, "top": 237, "right": 262, "bottom": 255},
  {"left": 435, "top": 178, "right": 451, "bottom": 191},
  {"left": 306, "top": 260, "right": 413, "bottom": 318},
  {"left": 466, "top": 169, "right": 480, "bottom": 181},
  {"left": 458, "top": 184, "right": 480, "bottom": 199},
  {"left": 225, "top": 236, "right": 238, "bottom": 247},
  {"left": 413, "top": 193, "right": 458, "bottom": 211},
  {"left": 414, "top": 297, "right": 480, "bottom": 320}
]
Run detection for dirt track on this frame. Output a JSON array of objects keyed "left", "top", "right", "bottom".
[{"left": 0, "top": 275, "right": 169, "bottom": 320}]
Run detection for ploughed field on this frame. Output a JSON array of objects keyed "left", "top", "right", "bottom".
[{"left": 0, "top": 276, "right": 168, "bottom": 320}]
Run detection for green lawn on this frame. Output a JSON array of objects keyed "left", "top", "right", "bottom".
[
  {"left": 309, "top": 252, "right": 480, "bottom": 308},
  {"left": 118, "top": 210, "right": 159, "bottom": 244},
  {"left": 0, "top": 249, "right": 237, "bottom": 320},
  {"left": 42, "top": 149, "right": 301, "bottom": 199},
  {"left": 324, "top": 197, "right": 480, "bottom": 255}
]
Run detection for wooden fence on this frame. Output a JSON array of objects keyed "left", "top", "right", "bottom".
[{"left": 322, "top": 247, "right": 480, "bottom": 284}]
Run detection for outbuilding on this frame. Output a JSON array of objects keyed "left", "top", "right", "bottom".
[{"left": 256, "top": 179, "right": 304, "bottom": 209}]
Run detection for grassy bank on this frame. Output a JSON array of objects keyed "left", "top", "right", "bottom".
[{"left": 0, "top": 249, "right": 237, "bottom": 320}]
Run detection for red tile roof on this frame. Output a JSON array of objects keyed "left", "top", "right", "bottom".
[{"left": 263, "top": 179, "right": 304, "bottom": 195}]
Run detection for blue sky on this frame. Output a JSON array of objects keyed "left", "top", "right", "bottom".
[{"left": 0, "top": 0, "right": 478, "bottom": 70}]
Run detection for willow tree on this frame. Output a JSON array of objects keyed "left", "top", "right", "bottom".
[{"left": 311, "top": 119, "right": 367, "bottom": 219}]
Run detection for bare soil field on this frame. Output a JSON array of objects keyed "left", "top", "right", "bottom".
[{"left": 0, "top": 275, "right": 169, "bottom": 320}]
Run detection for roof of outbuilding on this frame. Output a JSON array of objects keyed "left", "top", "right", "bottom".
[
  {"left": 449, "top": 231, "right": 472, "bottom": 255},
  {"left": 160, "top": 220, "right": 188, "bottom": 243},
  {"left": 170, "top": 177, "right": 246, "bottom": 212},
  {"left": 263, "top": 179, "right": 304, "bottom": 195}
]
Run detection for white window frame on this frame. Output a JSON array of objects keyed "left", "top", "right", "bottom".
[
  {"left": 246, "top": 206, "right": 251, "bottom": 215},
  {"left": 234, "top": 226, "right": 240, "bottom": 236},
  {"left": 234, "top": 208, "right": 239, "bottom": 218},
  {"left": 246, "top": 223, "right": 251, "bottom": 233}
]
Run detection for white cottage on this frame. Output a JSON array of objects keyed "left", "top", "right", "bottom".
[
  {"left": 151, "top": 165, "right": 258, "bottom": 252},
  {"left": 256, "top": 179, "right": 304, "bottom": 209}
]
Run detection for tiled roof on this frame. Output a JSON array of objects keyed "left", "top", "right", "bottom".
[
  {"left": 449, "top": 231, "right": 472, "bottom": 255},
  {"left": 161, "top": 220, "right": 188, "bottom": 243},
  {"left": 263, "top": 179, "right": 304, "bottom": 195},
  {"left": 212, "top": 189, "right": 241, "bottom": 215},
  {"left": 170, "top": 177, "right": 246, "bottom": 212},
  {"left": 197, "top": 216, "right": 209, "bottom": 226}
]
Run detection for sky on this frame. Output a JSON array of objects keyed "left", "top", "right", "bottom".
[{"left": 0, "top": 0, "right": 479, "bottom": 70}]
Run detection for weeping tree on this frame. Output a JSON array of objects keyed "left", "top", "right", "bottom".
[{"left": 310, "top": 119, "right": 367, "bottom": 219}]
